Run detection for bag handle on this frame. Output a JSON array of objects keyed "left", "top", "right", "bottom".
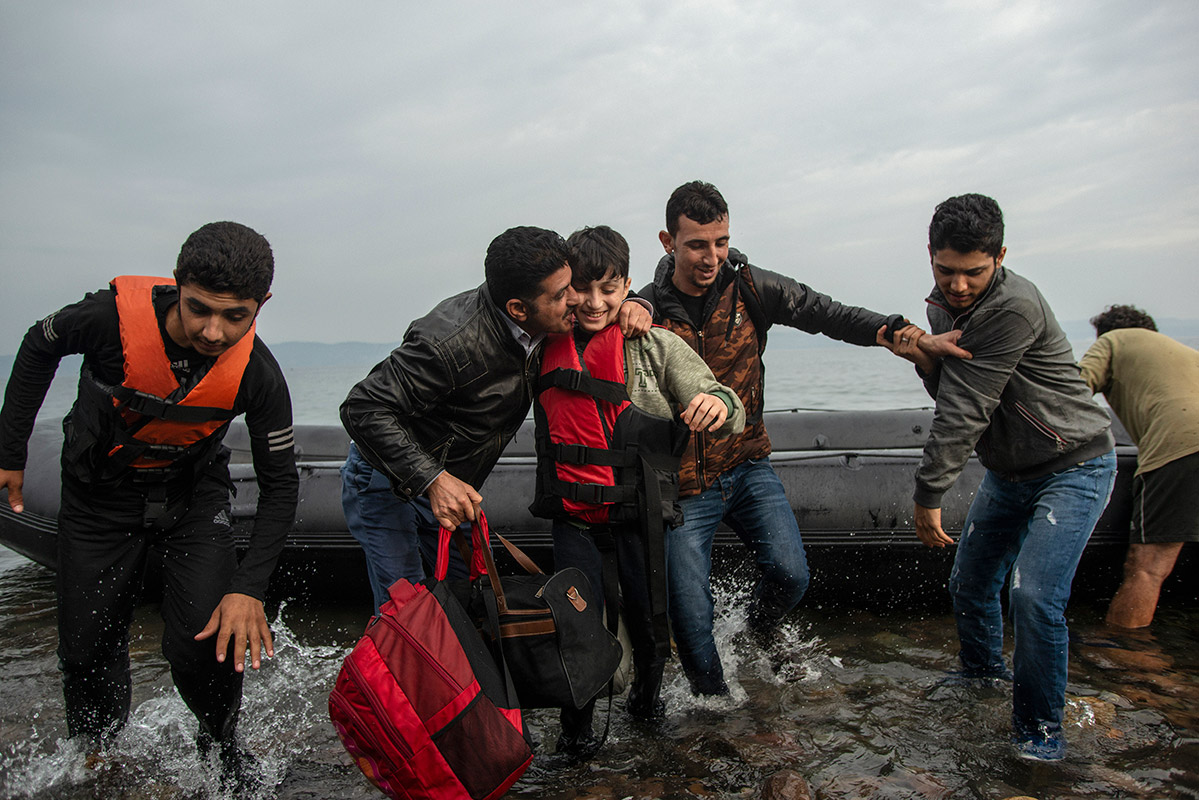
[
  {"left": 435, "top": 514, "right": 508, "bottom": 616},
  {"left": 434, "top": 513, "right": 491, "bottom": 580},
  {"left": 436, "top": 511, "right": 551, "bottom": 615}
]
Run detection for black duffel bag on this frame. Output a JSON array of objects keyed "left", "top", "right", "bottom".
[{"left": 436, "top": 512, "right": 623, "bottom": 710}]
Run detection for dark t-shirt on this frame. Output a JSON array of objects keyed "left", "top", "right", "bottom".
[{"left": 671, "top": 287, "right": 709, "bottom": 331}]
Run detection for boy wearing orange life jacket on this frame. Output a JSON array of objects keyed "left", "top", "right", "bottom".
[
  {"left": 0, "top": 222, "right": 298, "bottom": 789},
  {"left": 530, "top": 225, "right": 744, "bottom": 763}
]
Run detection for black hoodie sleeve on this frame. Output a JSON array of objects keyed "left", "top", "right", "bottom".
[
  {"left": 227, "top": 339, "right": 299, "bottom": 599},
  {"left": 0, "top": 290, "right": 123, "bottom": 470}
]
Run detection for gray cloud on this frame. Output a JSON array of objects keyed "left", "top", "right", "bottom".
[{"left": 2, "top": 1, "right": 1196, "bottom": 349}]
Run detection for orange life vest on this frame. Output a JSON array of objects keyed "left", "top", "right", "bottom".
[{"left": 107, "top": 275, "right": 253, "bottom": 469}]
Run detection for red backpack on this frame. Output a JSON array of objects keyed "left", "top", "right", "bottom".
[{"left": 329, "top": 572, "right": 533, "bottom": 799}]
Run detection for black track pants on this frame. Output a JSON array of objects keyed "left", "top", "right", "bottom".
[{"left": 55, "top": 471, "right": 243, "bottom": 743}]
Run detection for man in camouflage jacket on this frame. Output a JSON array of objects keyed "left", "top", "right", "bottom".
[{"left": 639, "top": 181, "right": 958, "bottom": 694}]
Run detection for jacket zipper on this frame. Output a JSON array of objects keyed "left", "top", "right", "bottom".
[
  {"left": 1012, "top": 400, "right": 1068, "bottom": 451},
  {"left": 694, "top": 327, "right": 708, "bottom": 492}
]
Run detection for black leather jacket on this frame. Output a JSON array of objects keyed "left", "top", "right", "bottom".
[{"left": 340, "top": 284, "right": 540, "bottom": 501}]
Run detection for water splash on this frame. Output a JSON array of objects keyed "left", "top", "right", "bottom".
[
  {"left": 0, "top": 735, "right": 91, "bottom": 798},
  {"left": 0, "top": 602, "right": 352, "bottom": 799}
]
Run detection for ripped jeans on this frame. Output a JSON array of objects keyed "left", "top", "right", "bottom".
[{"left": 949, "top": 450, "right": 1116, "bottom": 739}]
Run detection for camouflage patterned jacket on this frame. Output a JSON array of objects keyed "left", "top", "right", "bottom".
[{"left": 640, "top": 249, "right": 903, "bottom": 497}]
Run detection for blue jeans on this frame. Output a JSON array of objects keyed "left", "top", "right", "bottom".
[
  {"left": 667, "top": 457, "right": 810, "bottom": 693},
  {"left": 341, "top": 443, "right": 469, "bottom": 613},
  {"left": 949, "top": 451, "right": 1116, "bottom": 741}
]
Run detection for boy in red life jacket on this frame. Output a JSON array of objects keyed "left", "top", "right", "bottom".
[{"left": 530, "top": 225, "right": 745, "bottom": 764}]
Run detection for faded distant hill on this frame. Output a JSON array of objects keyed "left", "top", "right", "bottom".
[
  {"left": 758, "top": 318, "right": 1199, "bottom": 350},
  {"left": 0, "top": 343, "right": 397, "bottom": 377},
  {"left": 3, "top": 320, "right": 1199, "bottom": 367},
  {"left": 257, "top": 318, "right": 1199, "bottom": 359},
  {"left": 267, "top": 341, "right": 395, "bottom": 369}
]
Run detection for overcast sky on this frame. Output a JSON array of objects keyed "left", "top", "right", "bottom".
[{"left": 2, "top": 1, "right": 1196, "bottom": 350}]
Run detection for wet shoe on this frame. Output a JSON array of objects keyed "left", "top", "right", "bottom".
[
  {"left": 219, "top": 743, "right": 265, "bottom": 794},
  {"left": 684, "top": 667, "right": 730, "bottom": 697},
  {"left": 542, "top": 731, "right": 603, "bottom": 769},
  {"left": 689, "top": 680, "right": 729, "bottom": 697},
  {"left": 1013, "top": 732, "right": 1066, "bottom": 761},
  {"left": 627, "top": 662, "right": 667, "bottom": 722},
  {"left": 936, "top": 666, "right": 1013, "bottom": 686},
  {"left": 198, "top": 732, "right": 265, "bottom": 794},
  {"left": 627, "top": 696, "right": 667, "bottom": 722},
  {"left": 83, "top": 748, "right": 121, "bottom": 773},
  {"left": 926, "top": 667, "right": 1013, "bottom": 702}
]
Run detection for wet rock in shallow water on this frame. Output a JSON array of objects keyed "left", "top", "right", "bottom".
[
  {"left": 762, "top": 769, "right": 811, "bottom": 800},
  {"left": 1066, "top": 694, "right": 1120, "bottom": 736},
  {"left": 730, "top": 730, "right": 805, "bottom": 768},
  {"left": 818, "top": 769, "right": 954, "bottom": 798}
]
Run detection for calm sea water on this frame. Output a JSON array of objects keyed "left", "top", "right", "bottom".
[{"left": 1, "top": 340, "right": 1197, "bottom": 799}]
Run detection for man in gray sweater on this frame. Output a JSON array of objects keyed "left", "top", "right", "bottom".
[{"left": 881, "top": 194, "right": 1116, "bottom": 762}]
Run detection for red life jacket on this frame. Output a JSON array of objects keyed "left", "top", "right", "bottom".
[
  {"left": 530, "top": 324, "right": 689, "bottom": 661},
  {"left": 530, "top": 324, "right": 688, "bottom": 526},
  {"left": 106, "top": 275, "right": 253, "bottom": 469}
]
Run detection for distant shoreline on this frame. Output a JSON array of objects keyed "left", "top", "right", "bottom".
[{"left": 3, "top": 319, "right": 1198, "bottom": 367}]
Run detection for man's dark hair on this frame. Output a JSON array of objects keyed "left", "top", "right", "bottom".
[
  {"left": 484, "top": 226, "right": 570, "bottom": 308},
  {"left": 666, "top": 181, "right": 729, "bottom": 236},
  {"left": 928, "top": 194, "right": 1005, "bottom": 259},
  {"left": 175, "top": 221, "right": 274, "bottom": 302},
  {"left": 566, "top": 225, "right": 630, "bottom": 284},
  {"left": 1090, "top": 304, "right": 1158, "bottom": 336}
]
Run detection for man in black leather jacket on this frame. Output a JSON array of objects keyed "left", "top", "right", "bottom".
[{"left": 340, "top": 226, "right": 650, "bottom": 610}]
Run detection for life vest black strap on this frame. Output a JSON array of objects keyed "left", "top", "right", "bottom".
[
  {"left": 637, "top": 453, "right": 672, "bottom": 660},
  {"left": 547, "top": 441, "right": 639, "bottom": 468},
  {"left": 113, "top": 386, "right": 236, "bottom": 423},
  {"left": 103, "top": 430, "right": 194, "bottom": 472},
  {"left": 636, "top": 448, "right": 687, "bottom": 473},
  {"left": 544, "top": 476, "right": 638, "bottom": 505},
  {"left": 586, "top": 528, "right": 622, "bottom": 634},
  {"left": 538, "top": 368, "right": 629, "bottom": 406}
]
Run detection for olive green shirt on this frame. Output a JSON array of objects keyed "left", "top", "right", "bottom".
[
  {"left": 624, "top": 327, "right": 746, "bottom": 437},
  {"left": 1079, "top": 328, "right": 1199, "bottom": 475}
]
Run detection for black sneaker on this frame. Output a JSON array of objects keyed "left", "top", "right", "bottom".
[
  {"left": 1013, "top": 731, "right": 1066, "bottom": 761},
  {"left": 627, "top": 696, "right": 667, "bottom": 723},
  {"left": 543, "top": 730, "right": 603, "bottom": 769},
  {"left": 198, "top": 733, "right": 265, "bottom": 795},
  {"left": 626, "top": 664, "right": 667, "bottom": 722}
]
